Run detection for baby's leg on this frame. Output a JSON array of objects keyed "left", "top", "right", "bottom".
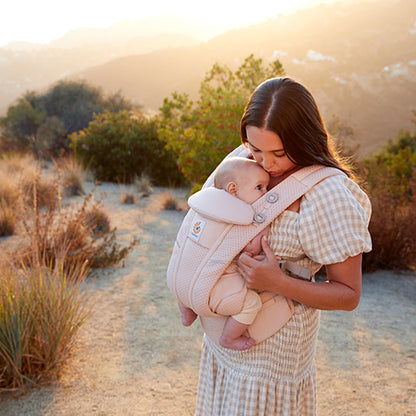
[
  {"left": 178, "top": 303, "right": 197, "bottom": 326},
  {"left": 219, "top": 317, "right": 256, "bottom": 350}
]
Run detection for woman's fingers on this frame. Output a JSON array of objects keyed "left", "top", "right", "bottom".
[{"left": 261, "top": 236, "right": 276, "bottom": 261}]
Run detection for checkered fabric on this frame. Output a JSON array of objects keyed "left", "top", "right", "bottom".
[
  {"left": 195, "top": 175, "right": 372, "bottom": 416},
  {"left": 269, "top": 174, "right": 372, "bottom": 271},
  {"left": 196, "top": 303, "right": 319, "bottom": 416}
]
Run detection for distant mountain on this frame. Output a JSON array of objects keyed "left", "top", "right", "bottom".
[
  {"left": 0, "top": 15, "right": 205, "bottom": 115},
  {"left": 1, "top": 0, "right": 415, "bottom": 157},
  {"left": 73, "top": 0, "right": 416, "bottom": 157},
  {"left": 48, "top": 15, "right": 222, "bottom": 48}
]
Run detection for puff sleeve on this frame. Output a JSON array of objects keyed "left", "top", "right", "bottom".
[{"left": 298, "top": 175, "right": 372, "bottom": 265}]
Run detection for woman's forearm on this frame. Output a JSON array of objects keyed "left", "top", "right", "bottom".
[
  {"left": 238, "top": 238, "right": 363, "bottom": 311},
  {"left": 274, "top": 272, "right": 361, "bottom": 311}
]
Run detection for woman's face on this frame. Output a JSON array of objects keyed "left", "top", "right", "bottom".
[{"left": 245, "top": 126, "right": 297, "bottom": 179}]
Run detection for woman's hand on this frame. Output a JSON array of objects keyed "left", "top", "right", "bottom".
[{"left": 238, "top": 236, "right": 286, "bottom": 293}]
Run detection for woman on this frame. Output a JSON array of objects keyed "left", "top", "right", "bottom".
[{"left": 195, "top": 77, "right": 372, "bottom": 415}]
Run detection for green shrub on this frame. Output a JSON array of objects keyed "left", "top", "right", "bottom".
[
  {"left": 70, "top": 110, "right": 186, "bottom": 186},
  {"left": 0, "top": 81, "right": 135, "bottom": 157}
]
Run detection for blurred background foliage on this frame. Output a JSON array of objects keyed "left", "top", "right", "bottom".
[{"left": 0, "top": 55, "right": 415, "bottom": 271}]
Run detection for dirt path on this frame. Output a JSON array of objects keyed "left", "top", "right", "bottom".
[{"left": 0, "top": 185, "right": 415, "bottom": 415}]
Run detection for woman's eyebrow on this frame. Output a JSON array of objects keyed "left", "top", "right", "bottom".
[{"left": 247, "top": 141, "right": 284, "bottom": 153}]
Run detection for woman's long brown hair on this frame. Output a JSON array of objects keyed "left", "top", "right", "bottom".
[{"left": 240, "top": 77, "right": 354, "bottom": 178}]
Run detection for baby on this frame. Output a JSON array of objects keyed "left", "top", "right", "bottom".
[{"left": 179, "top": 157, "right": 270, "bottom": 350}]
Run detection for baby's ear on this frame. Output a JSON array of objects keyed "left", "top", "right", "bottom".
[{"left": 226, "top": 182, "right": 238, "bottom": 196}]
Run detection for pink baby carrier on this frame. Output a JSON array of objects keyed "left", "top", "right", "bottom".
[{"left": 167, "top": 146, "right": 345, "bottom": 344}]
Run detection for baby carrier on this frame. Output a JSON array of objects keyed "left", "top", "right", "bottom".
[{"left": 167, "top": 146, "right": 345, "bottom": 344}]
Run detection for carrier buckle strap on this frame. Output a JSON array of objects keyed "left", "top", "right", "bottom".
[{"left": 278, "top": 260, "right": 312, "bottom": 281}]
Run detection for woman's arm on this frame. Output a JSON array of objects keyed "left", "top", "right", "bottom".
[{"left": 238, "top": 237, "right": 362, "bottom": 311}]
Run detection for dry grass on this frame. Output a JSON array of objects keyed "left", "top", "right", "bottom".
[
  {"left": 160, "top": 191, "right": 181, "bottom": 211},
  {"left": 135, "top": 174, "right": 153, "bottom": 197},
  {"left": 119, "top": 184, "right": 137, "bottom": 205},
  {"left": 53, "top": 156, "right": 87, "bottom": 197},
  {"left": 0, "top": 153, "right": 137, "bottom": 271},
  {"left": 0, "top": 199, "right": 17, "bottom": 236},
  {"left": 16, "top": 191, "right": 137, "bottom": 272}
]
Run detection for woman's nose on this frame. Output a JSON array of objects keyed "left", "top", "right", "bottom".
[{"left": 263, "top": 155, "right": 274, "bottom": 171}]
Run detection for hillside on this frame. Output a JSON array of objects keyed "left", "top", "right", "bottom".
[
  {"left": 73, "top": 0, "right": 416, "bottom": 157},
  {"left": 0, "top": 16, "right": 203, "bottom": 115},
  {"left": 1, "top": 0, "right": 415, "bottom": 157}
]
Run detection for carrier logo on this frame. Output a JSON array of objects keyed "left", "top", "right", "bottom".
[{"left": 190, "top": 219, "right": 206, "bottom": 242}]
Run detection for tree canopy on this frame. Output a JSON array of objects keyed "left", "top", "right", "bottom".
[
  {"left": 157, "top": 54, "right": 285, "bottom": 186},
  {"left": 0, "top": 80, "right": 135, "bottom": 156}
]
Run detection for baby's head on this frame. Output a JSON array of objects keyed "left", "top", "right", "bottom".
[{"left": 214, "top": 157, "right": 269, "bottom": 204}]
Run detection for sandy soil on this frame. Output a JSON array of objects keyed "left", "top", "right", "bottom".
[{"left": 0, "top": 183, "right": 415, "bottom": 415}]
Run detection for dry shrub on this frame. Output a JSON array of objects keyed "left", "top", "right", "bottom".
[
  {"left": 160, "top": 191, "right": 180, "bottom": 211},
  {"left": 0, "top": 199, "right": 18, "bottom": 236},
  {"left": 363, "top": 178, "right": 416, "bottom": 271},
  {"left": 135, "top": 174, "right": 153, "bottom": 197},
  {"left": 54, "top": 156, "right": 86, "bottom": 197},
  {"left": 83, "top": 203, "right": 111, "bottom": 235},
  {"left": 0, "top": 172, "right": 20, "bottom": 207},
  {"left": 17, "top": 192, "right": 137, "bottom": 272},
  {"left": 21, "top": 172, "right": 59, "bottom": 210},
  {"left": 0, "top": 262, "right": 89, "bottom": 392},
  {"left": 120, "top": 192, "right": 136, "bottom": 204},
  {"left": 0, "top": 153, "right": 38, "bottom": 177}
]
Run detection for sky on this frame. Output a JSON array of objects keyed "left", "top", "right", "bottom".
[{"left": 0, "top": 0, "right": 349, "bottom": 47}]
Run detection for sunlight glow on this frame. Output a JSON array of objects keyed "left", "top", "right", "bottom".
[{"left": 0, "top": 0, "right": 346, "bottom": 47}]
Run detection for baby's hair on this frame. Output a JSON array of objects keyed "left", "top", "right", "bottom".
[{"left": 214, "top": 157, "right": 257, "bottom": 190}]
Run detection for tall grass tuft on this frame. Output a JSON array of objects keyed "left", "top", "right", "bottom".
[
  {"left": 135, "top": 174, "right": 153, "bottom": 197},
  {"left": 54, "top": 155, "right": 86, "bottom": 197},
  {"left": 0, "top": 262, "right": 89, "bottom": 392},
  {"left": 160, "top": 191, "right": 180, "bottom": 211}
]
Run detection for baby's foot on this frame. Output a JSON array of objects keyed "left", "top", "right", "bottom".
[
  {"left": 180, "top": 308, "right": 198, "bottom": 326},
  {"left": 219, "top": 335, "right": 256, "bottom": 351}
]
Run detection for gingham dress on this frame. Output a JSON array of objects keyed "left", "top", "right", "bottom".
[{"left": 195, "top": 175, "right": 372, "bottom": 416}]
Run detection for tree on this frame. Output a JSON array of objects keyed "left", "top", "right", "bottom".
[
  {"left": 157, "top": 55, "right": 285, "bottom": 186},
  {"left": 0, "top": 93, "right": 46, "bottom": 152},
  {"left": 1, "top": 81, "right": 135, "bottom": 157}
]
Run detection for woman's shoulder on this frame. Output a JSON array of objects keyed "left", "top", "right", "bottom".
[
  {"left": 298, "top": 173, "right": 372, "bottom": 264},
  {"left": 302, "top": 173, "right": 371, "bottom": 217}
]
